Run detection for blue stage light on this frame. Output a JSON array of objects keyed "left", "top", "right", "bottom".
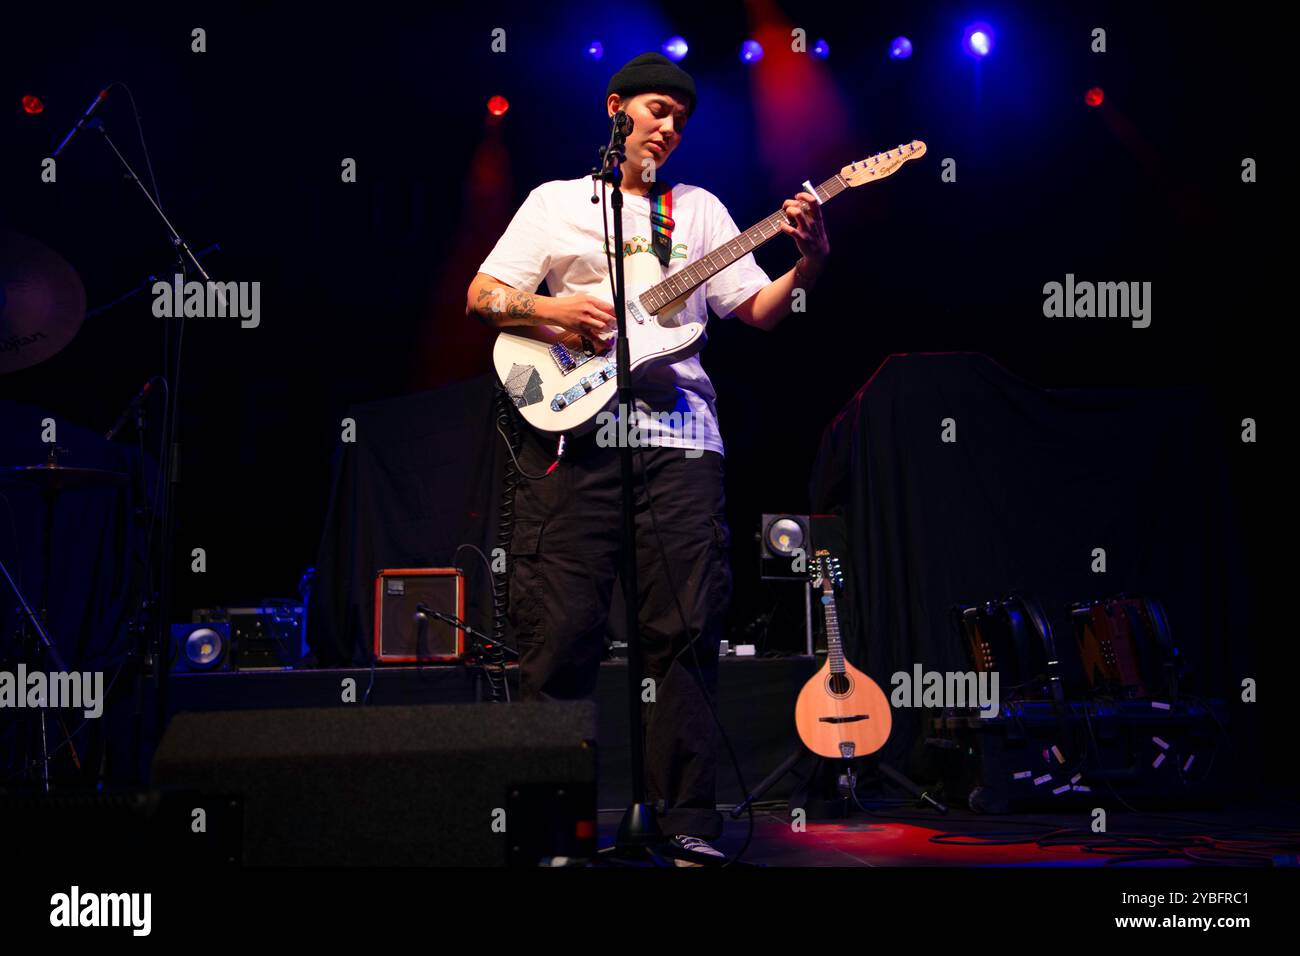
[
  {"left": 586, "top": 40, "right": 604, "bottom": 61},
  {"left": 889, "top": 36, "right": 913, "bottom": 60},
  {"left": 963, "top": 22, "right": 995, "bottom": 58},
  {"left": 812, "top": 38, "right": 829, "bottom": 59},
  {"left": 662, "top": 36, "right": 688, "bottom": 61},
  {"left": 740, "top": 39, "right": 763, "bottom": 63}
]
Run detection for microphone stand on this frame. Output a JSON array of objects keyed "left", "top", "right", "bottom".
[
  {"left": 591, "top": 119, "right": 668, "bottom": 863},
  {"left": 416, "top": 604, "right": 518, "bottom": 703},
  {"left": 86, "top": 116, "right": 214, "bottom": 762}
]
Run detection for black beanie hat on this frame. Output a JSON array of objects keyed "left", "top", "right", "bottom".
[{"left": 606, "top": 52, "right": 697, "bottom": 117}]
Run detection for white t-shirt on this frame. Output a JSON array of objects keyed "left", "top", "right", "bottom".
[{"left": 477, "top": 176, "right": 772, "bottom": 455}]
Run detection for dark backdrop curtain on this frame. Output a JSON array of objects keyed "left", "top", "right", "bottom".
[
  {"left": 809, "top": 353, "right": 1254, "bottom": 777},
  {"left": 308, "top": 374, "right": 507, "bottom": 666}
]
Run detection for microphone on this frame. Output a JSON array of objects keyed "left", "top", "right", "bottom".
[
  {"left": 105, "top": 377, "right": 157, "bottom": 441},
  {"left": 413, "top": 603, "right": 431, "bottom": 656},
  {"left": 53, "top": 87, "right": 111, "bottom": 158},
  {"left": 612, "top": 110, "right": 633, "bottom": 136}
]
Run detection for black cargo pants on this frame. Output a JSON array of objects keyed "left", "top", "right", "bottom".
[{"left": 507, "top": 419, "right": 731, "bottom": 839}]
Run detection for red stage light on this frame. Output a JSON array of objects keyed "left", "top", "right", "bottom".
[
  {"left": 22, "top": 94, "right": 44, "bottom": 115},
  {"left": 1085, "top": 87, "right": 1104, "bottom": 107},
  {"left": 487, "top": 95, "right": 509, "bottom": 116}
]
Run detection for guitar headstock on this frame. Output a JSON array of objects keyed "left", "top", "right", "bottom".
[
  {"left": 810, "top": 548, "right": 844, "bottom": 591},
  {"left": 840, "top": 140, "right": 926, "bottom": 188}
]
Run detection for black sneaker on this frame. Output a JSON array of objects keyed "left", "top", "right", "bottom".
[{"left": 669, "top": 834, "right": 725, "bottom": 867}]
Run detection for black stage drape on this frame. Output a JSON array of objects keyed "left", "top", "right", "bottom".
[
  {"left": 809, "top": 352, "right": 1254, "bottom": 776},
  {"left": 308, "top": 374, "right": 507, "bottom": 666},
  {"left": 0, "top": 399, "right": 154, "bottom": 781},
  {"left": 0, "top": 399, "right": 152, "bottom": 673}
]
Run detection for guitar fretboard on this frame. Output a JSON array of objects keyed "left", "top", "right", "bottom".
[{"left": 639, "top": 173, "right": 850, "bottom": 314}]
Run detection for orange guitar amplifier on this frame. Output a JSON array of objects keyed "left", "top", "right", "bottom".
[{"left": 373, "top": 568, "right": 464, "bottom": 663}]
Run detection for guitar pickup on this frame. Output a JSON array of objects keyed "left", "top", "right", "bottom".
[{"left": 550, "top": 361, "right": 617, "bottom": 411}]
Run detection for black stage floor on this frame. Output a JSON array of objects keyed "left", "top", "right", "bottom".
[{"left": 596, "top": 802, "right": 1300, "bottom": 867}]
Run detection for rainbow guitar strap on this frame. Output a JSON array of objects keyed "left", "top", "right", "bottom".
[{"left": 649, "top": 179, "right": 675, "bottom": 268}]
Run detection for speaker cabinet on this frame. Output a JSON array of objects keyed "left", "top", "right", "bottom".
[
  {"left": 373, "top": 568, "right": 463, "bottom": 662},
  {"left": 152, "top": 702, "right": 598, "bottom": 865}
]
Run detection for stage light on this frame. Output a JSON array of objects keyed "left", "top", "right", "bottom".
[
  {"left": 586, "top": 40, "right": 604, "bottom": 60},
  {"left": 889, "top": 36, "right": 913, "bottom": 60},
  {"left": 741, "top": 39, "right": 764, "bottom": 63},
  {"left": 662, "top": 36, "right": 688, "bottom": 61},
  {"left": 487, "top": 95, "right": 509, "bottom": 116},
  {"left": 812, "top": 38, "right": 829, "bottom": 59},
  {"left": 1085, "top": 86, "right": 1105, "bottom": 107},
  {"left": 21, "top": 94, "right": 44, "bottom": 114},
  {"left": 963, "top": 22, "right": 995, "bottom": 58}
]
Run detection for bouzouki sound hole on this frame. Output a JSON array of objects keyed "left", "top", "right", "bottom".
[{"left": 826, "top": 673, "right": 852, "bottom": 697}]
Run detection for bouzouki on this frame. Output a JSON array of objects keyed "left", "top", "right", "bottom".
[
  {"left": 794, "top": 550, "right": 893, "bottom": 760},
  {"left": 494, "top": 141, "right": 927, "bottom": 433}
]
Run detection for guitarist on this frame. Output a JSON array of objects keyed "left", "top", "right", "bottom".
[{"left": 465, "top": 52, "right": 830, "bottom": 861}]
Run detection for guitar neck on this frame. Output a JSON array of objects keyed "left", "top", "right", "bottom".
[{"left": 639, "top": 173, "right": 849, "bottom": 314}]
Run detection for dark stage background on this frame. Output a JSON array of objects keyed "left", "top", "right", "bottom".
[{"left": 0, "top": 3, "right": 1287, "bottom": 782}]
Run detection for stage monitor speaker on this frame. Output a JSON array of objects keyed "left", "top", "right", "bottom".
[
  {"left": 374, "top": 567, "right": 463, "bottom": 662},
  {"left": 152, "top": 701, "right": 597, "bottom": 866}
]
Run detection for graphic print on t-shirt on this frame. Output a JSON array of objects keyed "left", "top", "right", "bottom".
[{"left": 604, "top": 235, "right": 689, "bottom": 261}]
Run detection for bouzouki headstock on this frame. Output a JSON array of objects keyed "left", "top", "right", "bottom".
[
  {"left": 840, "top": 140, "right": 926, "bottom": 188},
  {"left": 810, "top": 548, "right": 844, "bottom": 591}
]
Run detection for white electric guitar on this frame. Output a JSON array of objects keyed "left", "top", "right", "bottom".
[{"left": 493, "top": 141, "right": 926, "bottom": 433}]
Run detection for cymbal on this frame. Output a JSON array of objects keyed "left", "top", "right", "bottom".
[
  {"left": 0, "top": 230, "right": 86, "bottom": 375},
  {"left": 0, "top": 465, "right": 128, "bottom": 492}
]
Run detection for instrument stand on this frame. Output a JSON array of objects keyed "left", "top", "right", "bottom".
[
  {"left": 854, "top": 757, "right": 948, "bottom": 814},
  {"left": 733, "top": 746, "right": 948, "bottom": 821}
]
